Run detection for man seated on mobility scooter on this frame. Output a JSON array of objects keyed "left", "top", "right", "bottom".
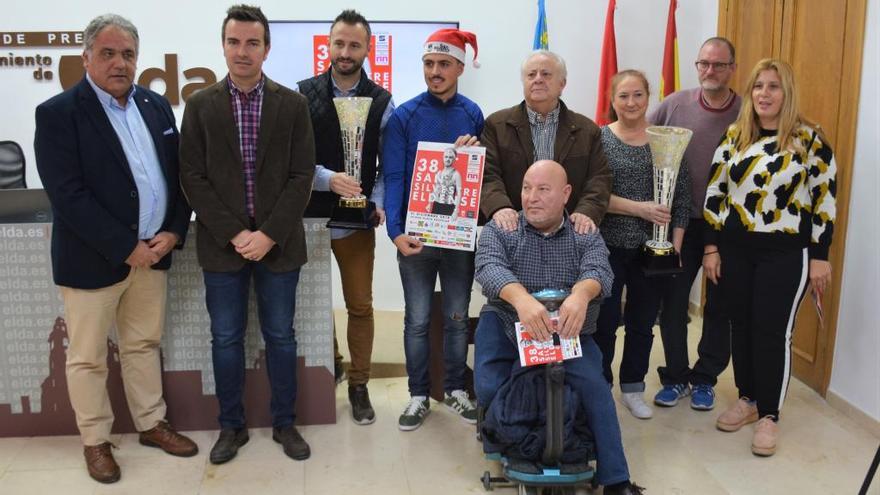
[{"left": 474, "top": 161, "right": 644, "bottom": 495}]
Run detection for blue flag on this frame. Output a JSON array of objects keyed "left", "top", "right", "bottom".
[{"left": 533, "top": 0, "right": 549, "bottom": 49}]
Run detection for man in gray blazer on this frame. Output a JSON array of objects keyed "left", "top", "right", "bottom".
[{"left": 179, "top": 4, "right": 315, "bottom": 464}]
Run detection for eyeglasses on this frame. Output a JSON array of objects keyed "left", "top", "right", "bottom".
[{"left": 695, "top": 60, "right": 734, "bottom": 71}]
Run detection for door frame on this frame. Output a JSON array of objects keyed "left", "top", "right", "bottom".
[{"left": 716, "top": 0, "right": 868, "bottom": 395}]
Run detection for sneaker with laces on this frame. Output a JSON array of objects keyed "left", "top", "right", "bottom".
[
  {"left": 690, "top": 384, "right": 716, "bottom": 410},
  {"left": 621, "top": 392, "right": 653, "bottom": 419},
  {"left": 348, "top": 384, "right": 376, "bottom": 425},
  {"left": 751, "top": 416, "right": 779, "bottom": 456},
  {"left": 716, "top": 397, "right": 758, "bottom": 432},
  {"left": 444, "top": 389, "right": 478, "bottom": 424},
  {"left": 398, "top": 396, "right": 430, "bottom": 431},
  {"left": 653, "top": 383, "right": 690, "bottom": 407}
]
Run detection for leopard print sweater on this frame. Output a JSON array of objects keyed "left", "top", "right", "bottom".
[{"left": 703, "top": 124, "right": 836, "bottom": 260}]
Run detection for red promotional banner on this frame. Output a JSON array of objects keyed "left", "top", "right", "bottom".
[
  {"left": 313, "top": 34, "right": 393, "bottom": 93},
  {"left": 313, "top": 34, "right": 331, "bottom": 74},
  {"left": 405, "top": 142, "right": 485, "bottom": 251}
]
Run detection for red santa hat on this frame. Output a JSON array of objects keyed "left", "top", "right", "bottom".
[{"left": 423, "top": 28, "right": 480, "bottom": 68}]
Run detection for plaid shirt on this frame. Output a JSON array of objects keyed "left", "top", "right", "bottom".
[
  {"left": 228, "top": 76, "right": 265, "bottom": 219},
  {"left": 527, "top": 105, "right": 560, "bottom": 161},
  {"left": 474, "top": 213, "right": 613, "bottom": 343}
]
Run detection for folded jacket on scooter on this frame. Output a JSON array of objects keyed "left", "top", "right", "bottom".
[{"left": 481, "top": 365, "right": 594, "bottom": 463}]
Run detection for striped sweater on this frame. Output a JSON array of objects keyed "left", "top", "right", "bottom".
[{"left": 703, "top": 124, "right": 837, "bottom": 260}]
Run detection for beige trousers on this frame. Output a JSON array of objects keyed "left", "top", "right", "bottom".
[{"left": 60, "top": 267, "right": 168, "bottom": 446}]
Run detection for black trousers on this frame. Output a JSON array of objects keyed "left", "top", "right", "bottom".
[
  {"left": 720, "top": 242, "right": 809, "bottom": 419},
  {"left": 594, "top": 246, "right": 663, "bottom": 392},
  {"left": 657, "top": 219, "right": 731, "bottom": 387}
]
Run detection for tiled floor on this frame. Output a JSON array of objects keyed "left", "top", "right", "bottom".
[{"left": 0, "top": 311, "right": 877, "bottom": 494}]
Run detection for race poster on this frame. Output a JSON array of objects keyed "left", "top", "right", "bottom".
[
  {"left": 404, "top": 142, "right": 485, "bottom": 251},
  {"left": 515, "top": 317, "right": 583, "bottom": 367}
]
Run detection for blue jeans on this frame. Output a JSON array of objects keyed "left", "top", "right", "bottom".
[
  {"left": 593, "top": 246, "right": 663, "bottom": 393},
  {"left": 397, "top": 246, "right": 474, "bottom": 396},
  {"left": 474, "top": 311, "right": 630, "bottom": 486},
  {"left": 203, "top": 263, "right": 301, "bottom": 429}
]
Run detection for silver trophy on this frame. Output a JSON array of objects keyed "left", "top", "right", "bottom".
[
  {"left": 328, "top": 96, "right": 374, "bottom": 229},
  {"left": 641, "top": 126, "right": 693, "bottom": 276}
]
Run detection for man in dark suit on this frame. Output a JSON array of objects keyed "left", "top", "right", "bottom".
[
  {"left": 34, "top": 14, "right": 197, "bottom": 484},
  {"left": 480, "top": 50, "right": 611, "bottom": 233},
  {"left": 179, "top": 5, "right": 315, "bottom": 464}
]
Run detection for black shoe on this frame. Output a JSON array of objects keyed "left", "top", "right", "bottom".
[
  {"left": 348, "top": 384, "right": 376, "bottom": 425},
  {"left": 209, "top": 428, "right": 249, "bottom": 465},
  {"left": 272, "top": 425, "right": 310, "bottom": 460},
  {"left": 334, "top": 361, "right": 347, "bottom": 385},
  {"left": 604, "top": 481, "right": 646, "bottom": 495}
]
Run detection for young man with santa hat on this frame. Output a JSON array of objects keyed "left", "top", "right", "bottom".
[{"left": 382, "top": 28, "right": 483, "bottom": 431}]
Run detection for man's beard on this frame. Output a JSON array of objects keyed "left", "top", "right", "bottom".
[
  {"left": 331, "top": 57, "right": 364, "bottom": 76},
  {"left": 700, "top": 78, "right": 725, "bottom": 92}
]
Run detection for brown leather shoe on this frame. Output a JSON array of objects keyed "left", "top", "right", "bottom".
[
  {"left": 139, "top": 421, "right": 199, "bottom": 457},
  {"left": 83, "top": 442, "right": 120, "bottom": 484}
]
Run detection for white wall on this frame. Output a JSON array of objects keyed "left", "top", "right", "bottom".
[
  {"left": 4, "top": 0, "right": 875, "bottom": 422},
  {"left": 828, "top": 0, "right": 880, "bottom": 422},
  {"left": 0, "top": 0, "right": 719, "bottom": 311}
]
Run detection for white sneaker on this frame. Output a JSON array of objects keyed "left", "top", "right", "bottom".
[{"left": 621, "top": 392, "right": 653, "bottom": 419}]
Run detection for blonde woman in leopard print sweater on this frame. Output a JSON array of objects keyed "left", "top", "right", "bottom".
[{"left": 702, "top": 58, "right": 836, "bottom": 457}]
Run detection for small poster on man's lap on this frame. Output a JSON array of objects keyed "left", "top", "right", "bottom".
[{"left": 515, "top": 316, "right": 583, "bottom": 367}]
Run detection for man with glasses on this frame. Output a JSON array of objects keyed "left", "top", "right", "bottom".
[{"left": 648, "top": 37, "right": 740, "bottom": 412}]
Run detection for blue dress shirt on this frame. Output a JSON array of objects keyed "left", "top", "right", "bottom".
[{"left": 87, "top": 74, "right": 167, "bottom": 240}]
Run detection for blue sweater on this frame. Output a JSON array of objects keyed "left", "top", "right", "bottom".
[{"left": 382, "top": 91, "right": 484, "bottom": 240}]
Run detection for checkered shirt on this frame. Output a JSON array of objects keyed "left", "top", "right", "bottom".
[
  {"left": 527, "top": 105, "right": 560, "bottom": 161},
  {"left": 228, "top": 77, "right": 265, "bottom": 219},
  {"left": 474, "top": 213, "right": 613, "bottom": 343}
]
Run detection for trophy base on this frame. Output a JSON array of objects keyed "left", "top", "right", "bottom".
[
  {"left": 640, "top": 244, "right": 683, "bottom": 277},
  {"left": 326, "top": 201, "right": 377, "bottom": 230},
  {"left": 339, "top": 196, "right": 368, "bottom": 208}
]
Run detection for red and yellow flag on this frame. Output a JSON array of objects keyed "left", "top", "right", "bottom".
[
  {"left": 594, "top": 0, "right": 618, "bottom": 125},
  {"left": 660, "top": 0, "right": 680, "bottom": 100}
]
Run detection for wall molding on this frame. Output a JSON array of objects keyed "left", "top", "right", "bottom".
[{"left": 826, "top": 389, "right": 880, "bottom": 440}]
